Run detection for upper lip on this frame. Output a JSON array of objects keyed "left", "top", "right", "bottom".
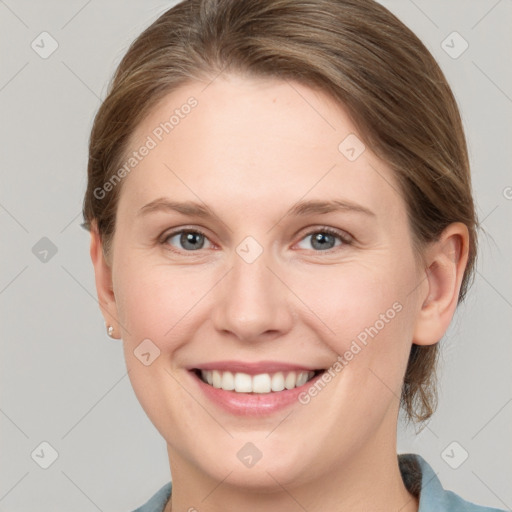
[{"left": 189, "top": 360, "right": 323, "bottom": 375}]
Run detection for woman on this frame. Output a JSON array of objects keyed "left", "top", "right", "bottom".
[{"left": 82, "top": 0, "right": 505, "bottom": 510}]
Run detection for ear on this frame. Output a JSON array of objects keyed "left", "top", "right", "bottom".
[
  {"left": 413, "top": 222, "right": 470, "bottom": 346},
  {"left": 89, "top": 221, "right": 121, "bottom": 338}
]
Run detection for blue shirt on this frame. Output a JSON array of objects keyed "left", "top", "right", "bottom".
[{"left": 131, "top": 453, "right": 505, "bottom": 511}]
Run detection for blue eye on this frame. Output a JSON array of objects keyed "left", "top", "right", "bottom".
[
  {"left": 296, "top": 228, "right": 349, "bottom": 251},
  {"left": 164, "top": 230, "right": 212, "bottom": 251},
  {"left": 160, "top": 227, "right": 350, "bottom": 254}
]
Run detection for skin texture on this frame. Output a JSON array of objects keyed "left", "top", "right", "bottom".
[{"left": 90, "top": 75, "right": 469, "bottom": 512}]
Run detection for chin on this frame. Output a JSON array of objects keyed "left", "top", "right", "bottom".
[{"left": 188, "top": 436, "right": 317, "bottom": 491}]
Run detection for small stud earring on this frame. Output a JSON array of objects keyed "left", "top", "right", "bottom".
[{"left": 107, "top": 325, "right": 115, "bottom": 338}]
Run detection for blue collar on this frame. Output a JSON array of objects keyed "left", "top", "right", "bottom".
[{"left": 132, "top": 453, "right": 504, "bottom": 511}]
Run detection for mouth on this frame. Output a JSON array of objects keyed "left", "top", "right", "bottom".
[
  {"left": 187, "top": 361, "right": 330, "bottom": 415},
  {"left": 192, "top": 368, "right": 325, "bottom": 393}
]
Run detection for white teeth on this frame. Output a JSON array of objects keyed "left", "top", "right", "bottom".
[
  {"left": 199, "top": 369, "right": 316, "bottom": 393},
  {"left": 252, "top": 374, "right": 271, "bottom": 393},
  {"left": 296, "top": 372, "right": 308, "bottom": 387},
  {"left": 212, "top": 370, "right": 222, "bottom": 388},
  {"left": 271, "top": 372, "right": 285, "bottom": 392},
  {"left": 234, "top": 372, "right": 252, "bottom": 392},
  {"left": 285, "top": 371, "right": 296, "bottom": 390},
  {"left": 221, "top": 371, "right": 235, "bottom": 391}
]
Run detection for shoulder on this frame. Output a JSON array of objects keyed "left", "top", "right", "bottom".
[
  {"left": 130, "top": 482, "right": 172, "bottom": 512},
  {"left": 399, "top": 453, "right": 506, "bottom": 512}
]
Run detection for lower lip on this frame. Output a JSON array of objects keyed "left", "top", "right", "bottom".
[{"left": 189, "top": 370, "right": 324, "bottom": 416}]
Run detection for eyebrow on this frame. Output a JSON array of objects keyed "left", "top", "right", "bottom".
[{"left": 136, "top": 197, "right": 375, "bottom": 219}]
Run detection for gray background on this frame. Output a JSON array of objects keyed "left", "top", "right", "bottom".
[{"left": 1, "top": 0, "right": 511, "bottom": 510}]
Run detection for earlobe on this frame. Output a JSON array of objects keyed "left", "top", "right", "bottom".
[
  {"left": 413, "top": 222, "right": 470, "bottom": 346},
  {"left": 89, "top": 222, "right": 120, "bottom": 337}
]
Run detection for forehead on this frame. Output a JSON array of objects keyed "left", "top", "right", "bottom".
[{"left": 119, "top": 74, "right": 403, "bottom": 221}]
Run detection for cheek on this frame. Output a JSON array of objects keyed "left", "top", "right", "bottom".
[
  {"left": 293, "top": 257, "right": 415, "bottom": 332},
  {"left": 113, "top": 259, "right": 212, "bottom": 435},
  {"left": 290, "top": 258, "right": 419, "bottom": 387},
  {"left": 114, "top": 257, "right": 197, "bottom": 341}
]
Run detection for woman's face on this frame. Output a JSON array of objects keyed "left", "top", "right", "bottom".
[{"left": 102, "top": 75, "right": 428, "bottom": 488}]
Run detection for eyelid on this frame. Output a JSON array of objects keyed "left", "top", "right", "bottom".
[
  {"left": 296, "top": 223, "right": 352, "bottom": 239},
  {"left": 293, "top": 225, "right": 353, "bottom": 249},
  {"left": 159, "top": 226, "right": 215, "bottom": 253},
  {"left": 160, "top": 226, "right": 209, "bottom": 241}
]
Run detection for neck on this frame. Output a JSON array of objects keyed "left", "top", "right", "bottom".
[{"left": 165, "top": 421, "right": 418, "bottom": 512}]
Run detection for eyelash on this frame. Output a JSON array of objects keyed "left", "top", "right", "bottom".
[{"left": 159, "top": 226, "right": 352, "bottom": 254}]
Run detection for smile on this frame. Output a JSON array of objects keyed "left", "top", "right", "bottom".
[
  {"left": 187, "top": 361, "right": 329, "bottom": 415},
  {"left": 197, "top": 369, "right": 320, "bottom": 393}
]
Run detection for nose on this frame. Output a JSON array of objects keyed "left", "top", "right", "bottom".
[{"left": 211, "top": 249, "right": 294, "bottom": 343}]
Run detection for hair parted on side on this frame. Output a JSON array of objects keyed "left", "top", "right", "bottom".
[{"left": 82, "top": 0, "right": 478, "bottom": 425}]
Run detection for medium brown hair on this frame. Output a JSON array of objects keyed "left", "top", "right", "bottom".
[{"left": 82, "top": 0, "right": 477, "bottom": 424}]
